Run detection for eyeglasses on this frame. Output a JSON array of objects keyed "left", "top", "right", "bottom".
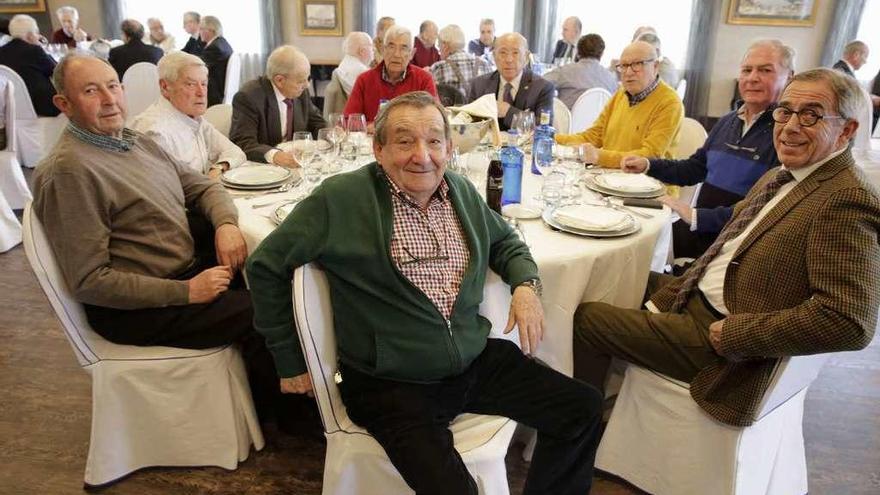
[
  {"left": 615, "top": 59, "right": 655, "bottom": 73},
  {"left": 772, "top": 106, "right": 846, "bottom": 127},
  {"left": 399, "top": 228, "right": 449, "bottom": 266}
]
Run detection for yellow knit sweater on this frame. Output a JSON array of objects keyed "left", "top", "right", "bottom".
[{"left": 556, "top": 80, "right": 683, "bottom": 168}]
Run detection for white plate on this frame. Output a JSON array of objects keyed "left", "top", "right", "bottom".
[
  {"left": 584, "top": 175, "right": 664, "bottom": 198},
  {"left": 222, "top": 165, "right": 292, "bottom": 186},
  {"left": 272, "top": 200, "right": 299, "bottom": 225},
  {"left": 593, "top": 173, "right": 664, "bottom": 194},
  {"left": 542, "top": 208, "right": 641, "bottom": 238},
  {"left": 552, "top": 204, "right": 633, "bottom": 232},
  {"left": 502, "top": 203, "right": 542, "bottom": 219}
]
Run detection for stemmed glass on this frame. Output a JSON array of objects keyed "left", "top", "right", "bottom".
[
  {"left": 533, "top": 139, "right": 556, "bottom": 203},
  {"left": 326, "top": 113, "right": 347, "bottom": 155},
  {"left": 317, "top": 127, "right": 342, "bottom": 173},
  {"left": 346, "top": 113, "right": 368, "bottom": 156},
  {"left": 513, "top": 112, "right": 535, "bottom": 148},
  {"left": 292, "top": 131, "right": 315, "bottom": 196}
]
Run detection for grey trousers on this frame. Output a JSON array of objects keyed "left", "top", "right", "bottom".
[{"left": 573, "top": 272, "right": 725, "bottom": 392}]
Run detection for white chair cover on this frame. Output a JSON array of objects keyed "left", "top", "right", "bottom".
[
  {"left": 0, "top": 78, "right": 31, "bottom": 209},
  {"left": 0, "top": 187, "right": 20, "bottom": 252},
  {"left": 570, "top": 88, "right": 611, "bottom": 133},
  {"left": 672, "top": 117, "right": 707, "bottom": 159},
  {"left": 293, "top": 264, "right": 518, "bottom": 495},
  {"left": 0, "top": 65, "right": 67, "bottom": 168},
  {"left": 323, "top": 71, "right": 347, "bottom": 123},
  {"left": 595, "top": 353, "right": 831, "bottom": 495},
  {"left": 204, "top": 103, "right": 233, "bottom": 138},
  {"left": 223, "top": 54, "right": 242, "bottom": 105},
  {"left": 21, "top": 205, "right": 265, "bottom": 487},
  {"left": 552, "top": 97, "right": 571, "bottom": 134},
  {"left": 676, "top": 78, "right": 687, "bottom": 101},
  {"left": 122, "top": 62, "right": 160, "bottom": 124},
  {"left": 853, "top": 85, "right": 873, "bottom": 150}
]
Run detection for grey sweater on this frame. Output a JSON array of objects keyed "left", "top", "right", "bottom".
[{"left": 32, "top": 128, "right": 238, "bottom": 309}]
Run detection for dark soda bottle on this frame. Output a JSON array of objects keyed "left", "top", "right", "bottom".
[{"left": 486, "top": 150, "right": 503, "bottom": 214}]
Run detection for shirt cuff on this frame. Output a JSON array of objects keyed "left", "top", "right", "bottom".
[
  {"left": 265, "top": 149, "right": 278, "bottom": 164},
  {"left": 690, "top": 209, "right": 699, "bottom": 231}
]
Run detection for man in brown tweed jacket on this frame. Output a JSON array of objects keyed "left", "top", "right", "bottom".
[{"left": 574, "top": 67, "right": 880, "bottom": 427}]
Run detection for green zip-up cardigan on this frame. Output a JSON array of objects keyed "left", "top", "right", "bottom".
[{"left": 246, "top": 162, "right": 539, "bottom": 381}]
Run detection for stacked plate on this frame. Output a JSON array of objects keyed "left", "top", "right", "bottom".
[
  {"left": 221, "top": 165, "right": 293, "bottom": 190},
  {"left": 585, "top": 172, "right": 664, "bottom": 198},
  {"left": 272, "top": 200, "right": 299, "bottom": 225},
  {"left": 543, "top": 204, "right": 641, "bottom": 237}
]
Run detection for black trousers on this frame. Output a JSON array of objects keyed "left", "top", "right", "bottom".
[{"left": 339, "top": 339, "right": 603, "bottom": 495}]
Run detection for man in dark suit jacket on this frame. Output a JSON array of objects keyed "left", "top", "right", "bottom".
[
  {"left": 181, "top": 11, "right": 205, "bottom": 56},
  {"left": 199, "top": 16, "right": 233, "bottom": 106},
  {"left": 0, "top": 15, "right": 59, "bottom": 117},
  {"left": 833, "top": 40, "right": 869, "bottom": 79},
  {"left": 574, "top": 68, "right": 880, "bottom": 427},
  {"left": 468, "top": 33, "right": 555, "bottom": 131},
  {"left": 229, "top": 45, "right": 326, "bottom": 165},
  {"left": 551, "top": 16, "right": 581, "bottom": 61},
  {"left": 108, "top": 19, "right": 163, "bottom": 80}
]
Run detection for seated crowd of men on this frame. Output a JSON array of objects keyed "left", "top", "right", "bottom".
[{"left": 9, "top": 6, "right": 880, "bottom": 493}]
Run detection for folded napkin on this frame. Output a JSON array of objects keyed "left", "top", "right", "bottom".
[
  {"left": 553, "top": 205, "right": 631, "bottom": 231},
  {"left": 449, "top": 94, "right": 502, "bottom": 146},
  {"left": 595, "top": 173, "right": 662, "bottom": 192}
]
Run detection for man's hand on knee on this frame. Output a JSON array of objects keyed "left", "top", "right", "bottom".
[
  {"left": 215, "top": 223, "right": 248, "bottom": 272},
  {"left": 280, "top": 372, "right": 314, "bottom": 397},
  {"left": 187, "top": 265, "right": 232, "bottom": 303}
]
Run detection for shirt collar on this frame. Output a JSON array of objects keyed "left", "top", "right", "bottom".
[
  {"left": 842, "top": 59, "right": 855, "bottom": 73},
  {"left": 500, "top": 71, "right": 523, "bottom": 92},
  {"left": 271, "top": 80, "right": 287, "bottom": 105},
  {"left": 381, "top": 168, "right": 449, "bottom": 208},
  {"left": 381, "top": 61, "right": 408, "bottom": 84},
  {"left": 626, "top": 76, "right": 660, "bottom": 106},
  {"left": 67, "top": 121, "right": 135, "bottom": 152},
  {"left": 158, "top": 96, "right": 202, "bottom": 130},
  {"left": 783, "top": 146, "right": 848, "bottom": 182}
]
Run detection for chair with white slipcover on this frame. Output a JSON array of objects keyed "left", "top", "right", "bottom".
[
  {"left": 0, "top": 77, "right": 31, "bottom": 210},
  {"left": 552, "top": 97, "right": 571, "bottom": 134},
  {"left": 0, "top": 64, "right": 67, "bottom": 167},
  {"left": 569, "top": 87, "right": 611, "bottom": 133},
  {"left": 122, "top": 62, "right": 160, "bottom": 124},
  {"left": 21, "top": 205, "right": 265, "bottom": 487},
  {"left": 204, "top": 103, "right": 233, "bottom": 138},
  {"left": 293, "top": 263, "right": 519, "bottom": 495},
  {"left": 223, "top": 54, "right": 242, "bottom": 105}
]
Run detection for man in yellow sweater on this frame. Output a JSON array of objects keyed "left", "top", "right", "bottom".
[{"left": 556, "top": 40, "right": 683, "bottom": 168}]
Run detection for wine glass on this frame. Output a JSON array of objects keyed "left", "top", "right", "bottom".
[
  {"left": 316, "top": 128, "right": 339, "bottom": 173},
  {"left": 346, "top": 113, "right": 368, "bottom": 155},
  {"left": 532, "top": 139, "right": 556, "bottom": 202},
  {"left": 326, "top": 113, "right": 347, "bottom": 154},
  {"left": 516, "top": 112, "right": 535, "bottom": 148}
]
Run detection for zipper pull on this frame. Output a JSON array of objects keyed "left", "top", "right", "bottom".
[{"left": 446, "top": 319, "right": 452, "bottom": 337}]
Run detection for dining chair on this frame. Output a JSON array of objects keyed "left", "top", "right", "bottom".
[
  {"left": 21, "top": 205, "right": 265, "bottom": 487},
  {"left": 552, "top": 97, "right": 571, "bottom": 134},
  {"left": 223, "top": 54, "right": 242, "bottom": 105},
  {"left": 852, "top": 85, "right": 873, "bottom": 150},
  {"left": 570, "top": 87, "right": 611, "bottom": 133},
  {"left": 0, "top": 65, "right": 67, "bottom": 168},
  {"left": 595, "top": 353, "right": 831, "bottom": 495},
  {"left": 204, "top": 103, "right": 233, "bottom": 138},
  {"left": 676, "top": 78, "right": 687, "bottom": 101},
  {"left": 293, "top": 263, "right": 519, "bottom": 495},
  {"left": 122, "top": 62, "right": 160, "bottom": 124},
  {"left": 323, "top": 71, "right": 348, "bottom": 122},
  {"left": 0, "top": 77, "right": 32, "bottom": 210}
]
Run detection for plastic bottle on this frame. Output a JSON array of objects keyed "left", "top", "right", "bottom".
[
  {"left": 500, "top": 132, "right": 524, "bottom": 206},
  {"left": 378, "top": 98, "right": 390, "bottom": 117},
  {"left": 485, "top": 149, "right": 503, "bottom": 214},
  {"left": 531, "top": 109, "right": 555, "bottom": 175}
]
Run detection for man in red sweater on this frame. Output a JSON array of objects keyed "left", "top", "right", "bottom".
[
  {"left": 344, "top": 24, "right": 438, "bottom": 127},
  {"left": 412, "top": 20, "right": 440, "bottom": 68}
]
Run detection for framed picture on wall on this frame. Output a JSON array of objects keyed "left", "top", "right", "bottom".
[
  {"left": 727, "top": 0, "right": 818, "bottom": 27},
  {"left": 0, "top": 0, "right": 46, "bottom": 14},
  {"left": 299, "top": 0, "right": 343, "bottom": 37}
]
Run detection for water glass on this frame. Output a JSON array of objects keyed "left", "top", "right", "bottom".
[
  {"left": 541, "top": 171, "right": 566, "bottom": 209},
  {"left": 346, "top": 114, "right": 369, "bottom": 155},
  {"left": 291, "top": 131, "right": 315, "bottom": 167}
]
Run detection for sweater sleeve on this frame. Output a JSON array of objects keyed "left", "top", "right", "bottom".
[
  {"left": 245, "top": 190, "right": 331, "bottom": 378},
  {"left": 343, "top": 73, "right": 367, "bottom": 118},
  {"left": 694, "top": 206, "right": 734, "bottom": 234}
]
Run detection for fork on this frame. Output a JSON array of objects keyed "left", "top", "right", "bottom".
[
  {"left": 242, "top": 179, "right": 300, "bottom": 199},
  {"left": 600, "top": 196, "right": 654, "bottom": 219}
]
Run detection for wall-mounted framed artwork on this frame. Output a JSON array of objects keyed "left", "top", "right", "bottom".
[
  {"left": 727, "top": 0, "right": 818, "bottom": 27},
  {"left": 299, "top": 0, "right": 344, "bottom": 37},
  {"left": 0, "top": 0, "right": 46, "bottom": 14}
]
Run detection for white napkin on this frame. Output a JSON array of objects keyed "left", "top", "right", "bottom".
[
  {"left": 595, "top": 173, "right": 662, "bottom": 192},
  {"left": 449, "top": 94, "right": 502, "bottom": 146},
  {"left": 553, "top": 205, "right": 631, "bottom": 231}
]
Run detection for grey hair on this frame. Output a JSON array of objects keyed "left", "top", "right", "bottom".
[
  {"left": 342, "top": 31, "right": 371, "bottom": 56},
  {"left": 843, "top": 40, "right": 868, "bottom": 57},
  {"left": 374, "top": 91, "right": 450, "bottom": 146},
  {"left": 787, "top": 68, "right": 865, "bottom": 122},
  {"left": 480, "top": 18, "right": 495, "bottom": 28},
  {"left": 266, "top": 45, "right": 309, "bottom": 79},
  {"left": 438, "top": 24, "right": 465, "bottom": 52},
  {"left": 120, "top": 19, "right": 144, "bottom": 40},
  {"left": 200, "top": 15, "right": 222, "bottom": 37},
  {"left": 55, "top": 6, "right": 78, "bottom": 20},
  {"left": 636, "top": 32, "right": 662, "bottom": 56},
  {"left": 51, "top": 52, "right": 113, "bottom": 95},
  {"left": 183, "top": 11, "right": 201, "bottom": 24},
  {"left": 376, "top": 16, "right": 395, "bottom": 32},
  {"left": 8, "top": 14, "right": 38, "bottom": 39},
  {"left": 384, "top": 24, "right": 412, "bottom": 47},
  {"left": 419, "top": 20, "right": 437, "bottom": 35},
  {"left": 565, "top": 16, "right": 582, "bottom": 35},
  {"left": 147, "top": 17, "right": 163, "bottom": 28},
  {"left": 745, "top": 39, "right": 796, "bottom": 74},
  {"left": 158, "top": 51, "right": 206, "bottom": 83}
]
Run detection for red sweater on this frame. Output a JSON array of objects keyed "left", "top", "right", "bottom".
[
  {"left": 412, "top": 37, "right": 440, "bottom": 68},
  {"left": 343, "top": 62, "right": 438, "bottom": 122}
]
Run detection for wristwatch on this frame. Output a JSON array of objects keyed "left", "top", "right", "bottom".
[{"left": 517, "top": 278, "right": 543, "bottom": 297}]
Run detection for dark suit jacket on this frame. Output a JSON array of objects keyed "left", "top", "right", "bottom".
[
  {"left": 229, "top": 77, "right": 327, "bottom": 162},
  {"left": 832, "top": 59, "right": 855, "bottom": 78},
  {"left": 108, "top": 39, "right": 163, "bottom": 79},
  {"left": 0, "top": 38, "right": 59, "bottom": 116},
  {"left": 181, "top": 36, "right": 206, "bottom": 56},
  {"left": 552, "top": 39, "right": 575, "bottom": 60},
  {"left": 201, "top": 36, "right": 233, "bottom": 106},
  {"left": 467, "top": 70, "right": 555, "bottom": 131},
  {"left": 650, "top": 151, "right": 880, "bottom": 426}
]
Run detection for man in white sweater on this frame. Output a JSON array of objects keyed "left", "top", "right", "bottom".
[{"left": 131, "top": 50, "right": 246, "bottom": 178}]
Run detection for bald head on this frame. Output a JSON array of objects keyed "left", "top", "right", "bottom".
[
  {"left": 343, "top": 31, "right": 374, "bottom": 65},
  {"left": 419, "top": 20, "right": 438, "bottom": 46},
  {"left": 618, "top": 41, "right": 659, "bottom": 95},
  {"left": 52, "top": 55, "right": 126, "bottom": 136},
  {"left": 495, "top": 32, "right": 529, "bottom": 81},
  {"left": 266, "top": 45, "right": 311, "bottom": 99}
]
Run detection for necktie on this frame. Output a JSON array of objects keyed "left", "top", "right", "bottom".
[
  {"left": 502, "top": 82, "right": 514, "bottom": 105},
  {"left": 669, "top": 168, "right": 796, "bottom": 313},
  {"left": 283, "top": 98, "right": 295, "bottom": 142}
]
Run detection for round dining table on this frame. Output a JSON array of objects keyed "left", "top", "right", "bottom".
[{"left": 233, "top": 152, "right": 672, "bottom": 377}]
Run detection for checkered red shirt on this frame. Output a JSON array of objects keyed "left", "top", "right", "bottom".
[{"left": 385, "top": 174, "right": 470, "bottom": 320}]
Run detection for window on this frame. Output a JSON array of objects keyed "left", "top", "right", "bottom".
[
  {"left": 554, "top": 0, "right": 693, "bottom": 69},
  {"left": 856, "top": 0, "right": 880, "bottom": 82},
  {"left": 373, "top": 0, "right": 515, "bottom": 48},
  {"left": 122, "top": 0, "right": 263, "bottom": 54}
]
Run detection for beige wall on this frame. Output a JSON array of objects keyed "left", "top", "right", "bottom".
[
  {"left": 280, "top": 0, "right": 358, "bottom": 65},
  {"left": 47, "top": 0, "right": 105, "bottom": 38},
  {"left": 705, "top": 0, "right": 834, "bottom": 117}
]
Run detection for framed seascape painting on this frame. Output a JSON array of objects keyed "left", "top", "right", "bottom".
[
  {"left": 299, "top": 0, "right": 344, "bottom": 37},
  {"left": 0, "top": 0, "right": 46, "bottom": 14},
  {"left": 727, "top": 0, "right": 819, "bottom": 27}
]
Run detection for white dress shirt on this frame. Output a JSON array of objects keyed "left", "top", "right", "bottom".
[
  {"left": 335, "top": 54, "right": 369, "bottom": 95},
  {"left": 698, "top": 147, "right": 847, "bottom": 315},
  {"left": 143, "top": 34, "right": 176, "bottom": 53},
  {"left": 496, "top": 72, "right": 523, "bottom": 103},
  {"left": 263, "top": 83, "right": 293, "bottom": 164},
  {"left": 130, "top": 97, "right": 246, "bottom": 174}
]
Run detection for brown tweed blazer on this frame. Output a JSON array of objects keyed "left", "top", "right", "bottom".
[{"left": 650, "top": 149, "right": 880, "bottom": 426}]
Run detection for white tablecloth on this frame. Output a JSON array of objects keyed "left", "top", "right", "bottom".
[{"left": 235, "top": 156, "right": 671, "bottom": 376}]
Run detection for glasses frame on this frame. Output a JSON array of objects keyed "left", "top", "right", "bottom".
[
  {"left": 399, "top": 227, "right": 449, "bottom": 266},
  {"left": 615, "top": 58, "right": 656, "bottom": 73},
  {"left": 772, "top": 106, "right": 846, "bottom": 128}
]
